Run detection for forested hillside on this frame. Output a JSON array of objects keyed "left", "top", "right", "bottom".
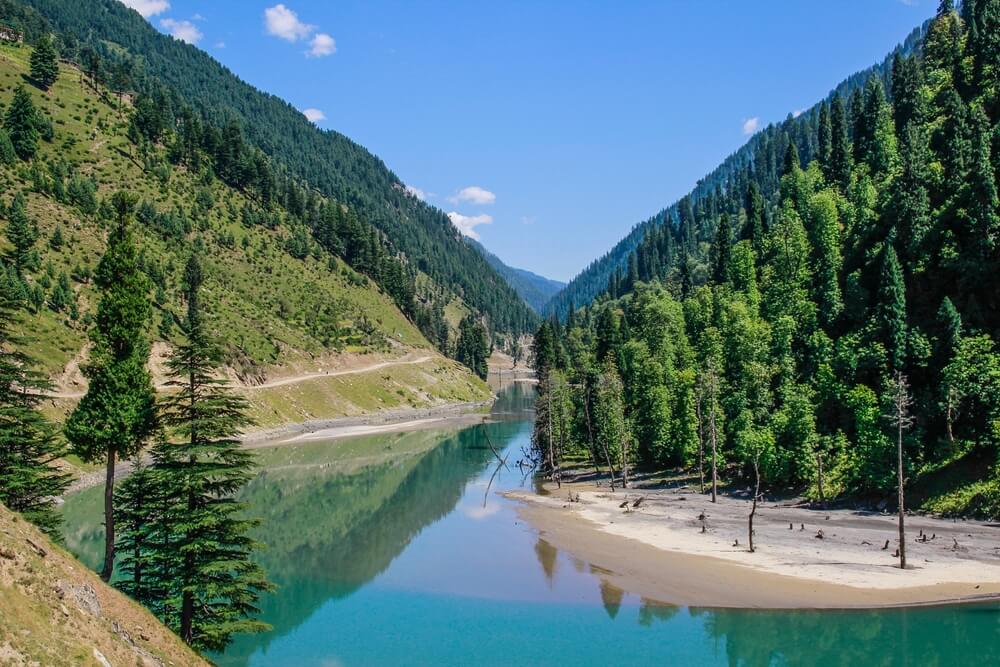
[
  {"left": 0, "top": 39, "right": 491, "bottom": 658},
  {"left": 0, "top": 42, "right": 488, "bottom": 419},
  {"left": 544, "top": 22, "right": 929, "bottom": 319},
  {"left": 469, "top": 239, "right": 565, "bottom": 313},
  {"left": 532, "top": 2, "right": 1000, "bottom": 517},
  {"left": 1, "top": 0, "right": 536, "bottom": 338}
]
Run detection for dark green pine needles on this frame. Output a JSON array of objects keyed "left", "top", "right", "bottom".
[
  {"left": 65, "top": 193, "right": 158, "bottom": 582},
  {"left": 0, "top": 267, "right": 69, "bottom": 536},
  {"left": 28, "top": 34, "right": 58, "bottom": 90},
  {"left": 116, "top": 253, "right": 272, "bottom": 652}
]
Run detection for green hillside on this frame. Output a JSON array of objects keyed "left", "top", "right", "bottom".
[
  {"left": 544, "top": 23, "right": 929, "bottom": 318},
  {"left": 532, "top": 4, "right": 1000, "bottom": 517},
  {"left": 4, "top": 0, "right": 537, "bottom": 340},
  {"left": 0, "top": 42, "right": 489, "bottom": 426}
]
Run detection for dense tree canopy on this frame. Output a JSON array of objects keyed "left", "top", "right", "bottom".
[{"left": 534, "top": 5, "right": 1000, "bottom": 515}]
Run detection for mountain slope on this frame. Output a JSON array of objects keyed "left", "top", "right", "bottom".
[
  {"left": 544, "top": 22, "right": 928, "bottom": 317},
  {"left": 7, "top": 0, "right": 536, "bottom": 336},
  {"left": 532, "top": 4, "right": 1000, "bottom": 517},
  {"left": 468, "top": 239, "right": 565, "bottom": 313},
  {"left": 0, "top": 42, "right": 488, "bottom": 427},
  {"left": 0, "top": 501, "right": 207, "bottom": 666}
]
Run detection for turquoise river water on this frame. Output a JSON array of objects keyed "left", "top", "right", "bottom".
[{"left": 61, "top": 384, "right": 1000, "bottom": 666}]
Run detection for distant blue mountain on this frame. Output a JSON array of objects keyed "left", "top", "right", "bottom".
[{"left": 468, "top": 240, "right": 565, "bottom": 314}]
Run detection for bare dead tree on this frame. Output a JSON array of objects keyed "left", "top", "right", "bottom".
[
  {"left": 480, "top": 422, "right": 509, "bottom": 471},
  {"left": 695, "top": 373, "right": 705, "bottom": 494},
  {"left": 748, "top": 452, "right": 762, "bottom": 553},
  {"left": 945, "top": 384, "right": 958, "bottom": 448},
  {"left": 707, "top": 369, "right": 719, "bottom": 503},
  {"left": 816, "top": 443, "right": 826, "bottom": 506},
  {"left": 889, "top": 370, "right": 915, "bottom": 570},
  {"left": 581, "top": 384, "right": 603, "bottom": 479},
  {"left": 546, "top": 385, "right": 559, "bottom": 488}
]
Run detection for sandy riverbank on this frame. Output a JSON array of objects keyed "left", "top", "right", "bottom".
[
  {"left": 506, "top": 478, "right": 1000, "bottom": 609},
  {"left": 65, "top": 399, "right": 493, "bottom": 495}
]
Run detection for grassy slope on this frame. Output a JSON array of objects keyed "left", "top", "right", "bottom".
[
  {"left": 0, "top": 44, "right": 489, "bottom": 429},
  {"left": 0, "top": 502, "right": 207, "bottom": 667}
]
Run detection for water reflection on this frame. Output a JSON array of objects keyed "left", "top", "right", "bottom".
[{"left": 59, "top": 383, "right": 1000, "bottom": 667}]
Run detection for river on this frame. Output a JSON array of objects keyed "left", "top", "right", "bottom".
[{"left": 61, "top": 383, "right": 1000, "bottom": 666}]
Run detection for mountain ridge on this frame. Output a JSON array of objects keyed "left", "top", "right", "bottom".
[
  {"left": 467, "top": 238, "right": 565, "bottom": 313},
  {"left": 8, "top": 0, "right": 538, "bottom": 336},
  {"left": 543, "top": 21, "right": 929, "bottom": 317}
]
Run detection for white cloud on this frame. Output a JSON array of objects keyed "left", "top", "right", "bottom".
[
  {"left": 405, "top": 185, "right": 428, "bottom": 201},
  {"left": 308, "top": 33, "right": 336, "bottom": 57},
  {"left": 122, "top": 0, "right": 170, "bottom": 18},
  {"left": 447, "top": 212, "right": 493, "bottom": 240},
  {"left": 520, "top": 216, "right": 536, "bottom": 225},
  {"left": 302, "top": 108, "right": 326, "bottom": 123},
  {"left": 264, "top": 4, "right": 315, "bottom": 42},
  {"left": 214, "top": 41, "right": 226, "bottom": 49},
  {"left": 792, "top": 108, "right": 805, "bottom": 118},
  {"left": 160, "top": 18, "right": 202, "bottom": 45},
  {"left": 447, "top": 186, "right": 496, "bottom": 205},
  {"left": 742, "top": 117, "right": 760, "bottom": 135}
]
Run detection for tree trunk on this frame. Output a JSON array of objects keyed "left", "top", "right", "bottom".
[
  {"left": 696, "top": 381, "right": 705, "bottom": 494},
  {"left": 600, "top": 438, "right": 617, "bottom": 492},
  {"left": 546, "top": 383, "right": 559, "bottom": 487},
  {"left": 180, "top": 581, "right": 194, "bottom": 643},
  {"left": 945, "top": 389, "right": 955, "bottom": 448},
  {"left": 621, "top": 436, "right": 630, "bottom": 489},
  {"left": 898, "top": 414, "right": 906, "bottom": 570},
  {"left": 817, "top": 451, "right": 825, "bottom": 504},
  {"left": 100, "top": 448, "right": 116, "bottom": 582},
  {"left": 709, "top": 404, "right": 718, "bottom": 504},
  {"left": 749, "top": 458, "right": 760, "bottom": 553},
  {"left": 583, "top": 387, "right": 602, "bottom": 479}
]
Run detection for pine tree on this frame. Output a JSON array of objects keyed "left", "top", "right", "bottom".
[
  {"left": 0, "top": 269, "right": 69, "bottom": 535},
  {"left": 114, "top": 461, "right": 169, "bottom": 612},
  {"left": 152, "top": 253, "right": 272, "bottom": 651},
  {"left": 940, "top": 88, "right": 971, "bottom": 197},
  {"left": 863, "top": 78, "right": 898, "bottom": 175},
  {"left": 817, "top": 102, "right": 832, "bottom": 177},
  {"left": 0, "top": 129, "right": 16, "bottom": 166},
  {"left": 5, "top": 193, "right": 37, "bottom": 275},
  {"left": 29, "top": 35, "right": 59, "bottom": 90},
  {"left": 741, "top": 182, "right": 765, "bottom": 255},
  {"left": 830, "top": 94, "right": 852, "bottom": 190},
  {"left": 711, "top": 213, "right": 733, "bottom": 284},
  {"left": 966, "top": 105, "right": 999, "bottom": 260},
  {"left": 891, "top": 54, "right": 924, "bottom": 134},
  {"left": 850, "top": 88, "right": 866, "bottom": 163},
  {"left": 64, "top": 192, "right": 158, "bottom": 582},
  {"left": 807, "top": 191, "right": 843, "bottom": 327},
  {"left": 455, "top": 314, "right": 489, "bottom": 379},
  {"left": 3, "top": 85, "right": 39, "bottom": 161},
  {"left": 893, "top": 124, "right": 932, "bottom": 265},
  {"left": 935, "top": 296, "right": 963, "bottom": 362},
  {"left": 878, "top": 244, "right": 908, "bottom": 372}
]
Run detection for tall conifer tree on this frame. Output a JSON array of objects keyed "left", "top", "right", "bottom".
[
  {"left": 65, "top": 192, "right": 158, "bottom": 582},
  {"left": 29, "top": 35, "right": 59, "bottom": 90},
  {"left": 153, "top": 253, "right": 272, "bottom": 651}
]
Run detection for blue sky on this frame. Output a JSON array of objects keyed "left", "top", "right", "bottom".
[{"left": 126, "top": 0, "right": 934, "bottom": 282}]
